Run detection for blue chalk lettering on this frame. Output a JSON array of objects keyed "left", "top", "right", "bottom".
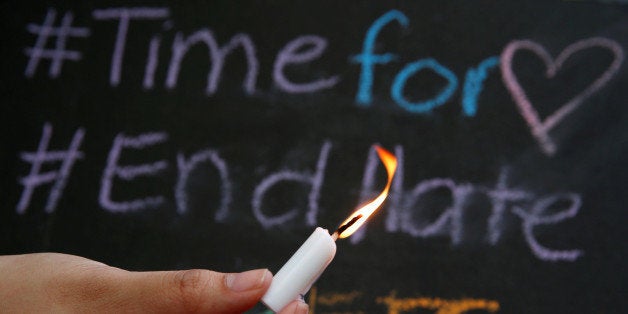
[
  {"left": 391, "top": 58, "right": 458, "bottom": 113},
  {"left": 462, "top": 56, "right": 499, "bottom": 116},
  {"left": 351, "top": 10, "right": 409, "bottom": 106}
]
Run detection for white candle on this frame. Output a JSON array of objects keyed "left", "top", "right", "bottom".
[
  {"left": 261, "top": 145, "right": 398, "bottom": 313},
  {"left": 261, "top": 227, "right": 336, "bottom": 312}
]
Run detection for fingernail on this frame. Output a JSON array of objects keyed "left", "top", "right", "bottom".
[
  {"left": 225, "top": 269, "right": 270, "bottom": 292},
  {"left": 294, "top": 300, "right": 309, "bottom": 314}
]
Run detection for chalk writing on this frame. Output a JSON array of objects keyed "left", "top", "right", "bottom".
[
  {"left": 22, "top": 8, "right": 625, "bottom": 156},
  {"left": 352, "top": 10, "right": 410, "bottom": 105},
  {"left": 16, "top": 123, "right": 85, "bottom": 214},
  {"left": 255, "top": 288, "right": 500, "bottom": 314},
  {"left": 486, "top": 168, "right": 530, "bottom": 245},
  {"left": 92, "top": 7, "right": 170, "bottom": 86},
  {"left": 308, "top": 287, "right": 362, "bottom": 314},
  {"left": 24, "top": 8, "right": 91, "bottom": 78},
  {"left": 143, "top": 32, "right": 161, "bottom": 89},
  {"left": 391, "top": 58, "right": 458, "bottom": 113},
  {"left": 166, "top": 29, "right": 258, "bottom": 95},
  {"left": 377, "top": 292, "right": 499, "bottom": 314},
  {"left": 15, "top": 125, "right": 586, "bottom": 261},
  {"left": 462, "top": 56, "right": 500, "bottom": 117},
  {"left": 8, "top": 4, "right": 628, "bottom": 313},
  {"left": 513, "top": 193, "right": 583, "bottom": 262},
  {"left": 356, "top": 146, "right": 581, "bottom": 261},
  {"left": 252, "top": 141, "right": 332, "bottom": 228},
  {"left": 175, "top": 149, "right": 231, "bottom": 222},
  {"left": 99, "top": 132, "right": 169, "bottom": 212},
  {"left": 14, "top": 5, "right": 623, "bottom": 264},
  {"left": 501, "top": 37, "right": 624, "bottom": 156},
  {"left": 273, "top": 35, "right": 340, "bottom": 93}
]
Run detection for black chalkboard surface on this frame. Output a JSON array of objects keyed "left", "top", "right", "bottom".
[{"left": 1, "top": 0, "right": 627, "bottom": 312}]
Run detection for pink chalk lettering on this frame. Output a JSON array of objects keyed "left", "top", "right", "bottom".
[{"left": 500, "top": 37, "right": 624, "bottom": 155}]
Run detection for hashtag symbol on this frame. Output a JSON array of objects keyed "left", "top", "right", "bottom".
[
  {"left": 24, "top": 8, "right": 91, "bottom": 78},
  {"left": 16, "top": 123, "right": 85, "bottom": 214}
]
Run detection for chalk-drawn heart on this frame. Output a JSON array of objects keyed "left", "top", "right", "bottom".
[{"left": 500, "top": 37, "right": 623, "bottom": 156}]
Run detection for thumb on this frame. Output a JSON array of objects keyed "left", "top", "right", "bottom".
[{"left": 120, "top": 268, "right": 272, "bottom": 313}]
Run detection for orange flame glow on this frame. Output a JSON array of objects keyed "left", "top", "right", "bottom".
[{"left": 336, "top": 145, "right": 397, "bottom": 239}]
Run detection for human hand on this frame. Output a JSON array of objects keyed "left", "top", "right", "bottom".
[{"left": 0, "top": 253, "right": 308, "bottom": 313}]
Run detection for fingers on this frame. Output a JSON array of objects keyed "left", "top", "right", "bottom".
[
  {"left": 121, "top": 268, "right": 272, "bottom": 313},
  {"left": 121, "top": 269, "right": 312, "bottom": 313},
  {"left": 277, "top": 300, "right": 310, "bottom": 314},
  {"left": 0, "top": 253, "right": 309, "bottom": 313}
]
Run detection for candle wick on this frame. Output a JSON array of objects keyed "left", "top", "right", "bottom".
[
  {"left": 331, "top": 232, "right": 339, "bottom": 241},
  {"left": 334, "top": 214, "right": 363, "bottom": 239}
]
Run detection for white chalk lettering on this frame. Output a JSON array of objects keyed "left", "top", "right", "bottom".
[
  {"left": 16, "top": 122, "right": 85, "bottom": 214},
  {"left": 175, "top": 149, "right": 231, "bottom": 222},
  {"left": 99, "top": 132, "right": 168, "bottom": 212},
  {"left": 252, "top": 141, "right": 331, "bottom": 229},
  {"left": 14, "top": 120, "right": 588, "bottom": 261},
  {"left": 513, "top": 193, "right": 583, "bottom": 262},
  {"left": 143, "top": 34, "right": 161, "bottom": 89},
  {"left": 345, "top": 145, "right": 582, "bottom": 261},
  {"left": 485, "top": 168, "right": 531, "bottom": 245},
  {"left": 24, "top": 9, "right": 91, "bottom": 78},
  {"left": 273, "top": 35, "right": 340, "bottom": 93},
  {"left": 399, "top": 178, "right": 459, "bottom": 238},
  {"left": 92, "top": 7, "right": 170, "bottom": 86},
  {"left": 166, "top": 29, "right": 258, "bottom": 95}
]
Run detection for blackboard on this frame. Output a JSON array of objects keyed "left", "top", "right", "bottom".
[{"left": 1, "top": 0, "right": 627, "bottom": 312}]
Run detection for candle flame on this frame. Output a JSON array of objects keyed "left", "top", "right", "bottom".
[{"left": 335, "top": 145, "right": 397, "bottom": 239}]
